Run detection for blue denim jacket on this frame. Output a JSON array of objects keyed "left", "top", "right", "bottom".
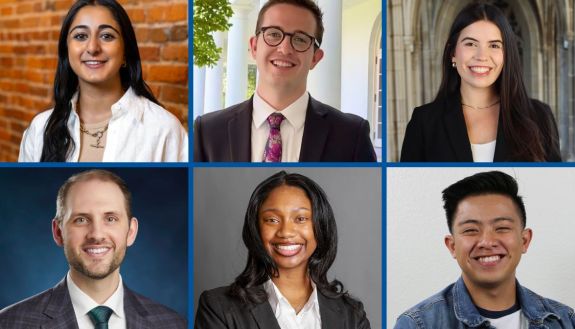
[{"left": 395, "top": 277, "right": 575, "bottom": 329}]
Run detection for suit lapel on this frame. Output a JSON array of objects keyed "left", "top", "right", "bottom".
[
  {"left": 124, "top": 285, "right": 155, "bottom": 329},
  {"left": 250, "top": 302, "right": 282, "bottom": 329},
  {"left": 41, "top": 279, "right": 80, "bottom": 329},
  {"left": 442, "top": 97, "right": 473, "bottom": 161},
  {"left": 493, "top": 110, "right": 508, "bottom": 161},
  {"left": 227, "top": 98, "right": 252, "bottom": 161},
  {"left": 318, "top": 292, "right": 344, "bottom": 329},
  {"left": 299, "top": 97, "right": 330, "bottom": 161}
]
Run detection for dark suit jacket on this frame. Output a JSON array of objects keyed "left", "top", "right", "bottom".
[
  {"left": 400, "top": 97, "right": 562, "bottom": 162},
  {"left": 0, "top": 278, "right": 187, "bottom": 329},
  {"left": 195, "top": 286, "right": 371, "bottom": 329},
  {"left": 194, "top": 96, "right": 377, "bottom": 162}
]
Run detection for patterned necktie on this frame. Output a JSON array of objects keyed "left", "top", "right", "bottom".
[
  {"left": 88, "top": 306, "right": 113, "bottom": 329},
  {"left": 263, "top": 112, "right": 285, "bottom": 162}
]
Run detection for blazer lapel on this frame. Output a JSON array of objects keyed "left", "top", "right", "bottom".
[
  {"left": 318, "top": 293, "right": 344, "bottom": 329},
  {"left": 442, "top": 97, "right": 473, "bottom": 161},
  {"left": 493, "top": 110, "right": 508, "bottom": 161},
  {"left": 124, "top": 285, "right": 155, "bottom": 329},
  {"left": 299, "top": 97, "right": 330, "bottom": 161},
  {"left": 41, "top": 279, "right": 80, "bottom": 329},
  {"left": 250, "top": 302, "right": 282, "bottom": 329},
  {"left": 227, "top": 99, "right": 252, "bottom": 161}
]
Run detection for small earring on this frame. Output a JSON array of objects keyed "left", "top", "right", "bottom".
[
  {"left": 122, "top": 62, "right": 127, "bottom": 68},
  {"left": 452, "top": 62, "right": 456, "bottom": 68}
]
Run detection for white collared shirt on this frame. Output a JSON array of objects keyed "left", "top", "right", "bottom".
[
  {"left": 66, "top": 272, "right": 127, "bottom": 329},
  {"left": 251, "top": 91, "right": 308, "bottom": 162},
  {"left": 18, "top": 87, "right": 188, "bottom": 162},
  {"left": 264, "top": 280, "right": 321, "bottom": 329}
]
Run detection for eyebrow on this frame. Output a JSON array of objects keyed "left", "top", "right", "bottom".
[
  {"left": 457, "top": 217, "right": 515, "bottom": 226},
  {"left": 69, "top": 24, "right": 121, "bottom": 35},
  {"left": 259, "top": 207, "right": 311, "bottom": 213},
  {"left": 461, "top": 37, "right": 503, "bottom": 44}
]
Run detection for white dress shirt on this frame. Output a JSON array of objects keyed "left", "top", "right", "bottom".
[
  {"left": 470, "top": 140, "right": 496, "bottom": 162},
  {"left": 18, "top": 87, "right": 188, "bottom": 162},
  {"left": 264, "top": 280, "right": 321, "bottom": 329},
  {"left": 67, "top": 273, "right": 127, "bottom": 329},
  {"left": 251, "top": 91, "right": 308, "bottom": 162}
]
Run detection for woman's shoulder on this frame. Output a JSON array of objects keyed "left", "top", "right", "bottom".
[
  {"left": 28, "top": 108, "right": 55, "bottom": 127},
  {"left": 132, "top": 95, "right": 183, "bottom": 126}
]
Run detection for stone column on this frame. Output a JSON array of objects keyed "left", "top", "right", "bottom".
[
  {"left": 225, "top": 1, "right": 253, "bottom": 107},
  {"left": 204, "top": 31, "right": 225, "bottom": 113},
  {"left": 193, "top": 65, "right": 205, "bottom": 120}
]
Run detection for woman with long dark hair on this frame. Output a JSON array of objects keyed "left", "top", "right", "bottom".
[
  {"left": 195, "top": 171, "right": 370, "bottom": 329},
  {"left": 400, "top": 2, "right": 560, "bottom": 162},
  {"left": 18, "top": 0, "right": 187, "bottom": 162}
]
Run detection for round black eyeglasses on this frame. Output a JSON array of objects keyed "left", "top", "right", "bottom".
[{"left": 256, "top": 26, "right": 320, "bottom": 52}]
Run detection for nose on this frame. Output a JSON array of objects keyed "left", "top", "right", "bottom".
[
  {"left": 477, "top": 229, "right": 498, "bottom": 248},
  {"left": 474, "top": 45, "right": 488, "bottom": 61},
  {"left": 86, "top": 35, "right": 101, "bottom": 56},
  {"left": 86, "top": 219, "right": 106, "bottom": 242},
  {"left": 276, "top": 219, "right": 296, "bottom": 238},
  {"left": 276, "top": 35, "right": 294, "bottom": 55}
]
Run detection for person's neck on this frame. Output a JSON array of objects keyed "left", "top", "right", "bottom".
[
  {"left": 78, "top": 81, "right": 124, "bottom": 124},
  {"left": 462, "top": 275, "right": 517, "bottom": 311},
  {"left": 70, "top": 269, "right": 120, "bottom": 304},
  {"left": 272, "top": 267, "right": 313, "bottom": 312},
  {"left": 460, "top": 85, "right": 499, "bottom": 109},
  {"left": 256, "top": 84, "right": 306, "bottom": 111}
]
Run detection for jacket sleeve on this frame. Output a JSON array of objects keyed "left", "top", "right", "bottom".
[
  {"left": 195, "top": 291, "right": 229, "bottom": 329},
  {"left": 543, "top": 103, "right": 562, "bottom": 162},
  {"left": 394, "top": 314, "right": 420, "bottom": 329},
  {"left": 193, "top": 116, "right": 206, "bottom": 162},
  {"left": 399, "top": 108, "right": 425, "bottom": 162},
  {"left": 353, "top": 118, "right": 377, "bottom": 162}
]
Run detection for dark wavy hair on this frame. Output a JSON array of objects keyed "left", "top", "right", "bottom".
[
  {"left": 442, "top": 171, "right": 526, "bottom": 233},
  {"left": 41, "top": 0, "right": 160, "bottom": 162},
  {"left": 436, "top": 2, "right": 558, "bottom": 161},
  {"left": 229, "top": 171, "right": 346, "bottom": 304}
]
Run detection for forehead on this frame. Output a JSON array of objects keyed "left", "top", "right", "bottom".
[
  {"left": 260, "top": 3, "right": 316, "bottom": 34},
  {"left": 458, "top": 20, "right": 502, "bottom": 41},
  {"left": 70, "top": 5, "right": 120, "bottom": 31},
  {"left": 453, "top": 194, "right": 520, "bottom": 225},
  {"left": 65, "top": 179, "right": 126, "bottom": 214},
  {"left": 261, "top": 185, "right": 311, "bottom": 208}
]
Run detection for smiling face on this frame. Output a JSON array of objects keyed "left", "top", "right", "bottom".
[
  {"left": 445, "top": 194, "right": 531, "bottom": 291},
  {"left": 250, "top": 3, "right": 324, "bottom": 99},
  {"left": 452, "top": 20, "right": 504, "bottom": 92},
  {"left": 67, "top": 5, "right": 125, "bottom": 89},
  {"left": 258, "top": 185, "right": 317, "bottom": 274},
  {"left": 52, "top": 179, "right": 137, "bottom": 283}
]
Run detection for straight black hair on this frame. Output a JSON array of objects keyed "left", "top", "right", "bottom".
[{"left": 41, "top": 0, "right": 160, "bottom": 162}]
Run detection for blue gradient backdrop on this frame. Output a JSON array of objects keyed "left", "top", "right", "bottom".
[{"left": 0, "top": 167, "right": 187, "bottom": 318}]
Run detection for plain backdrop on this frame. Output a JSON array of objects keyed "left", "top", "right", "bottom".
[
  {"left": 0, "top": 168, "right": 187, "bottom": 318},
  {"left": 387, "top": 167, "right": 575, "bottom": 329},
  {"left": 194, "top": 167, "right": 382, "bottom": 328}
]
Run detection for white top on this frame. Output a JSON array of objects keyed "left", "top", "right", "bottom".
[
  {"left": 264, "top": 280, "right": 321, "bottom": 329},
  {"left": 18, "top": 87, "right": 188, "bottom": 162},
  {"left": 67, "top": 273, "right": 127, "bottom": 329},
  {"left": 251, "top": 91, "right": 308, "bottom": 162},
  {"left": 485, "top": 309, "right": 528, "bottom": 329},
  {"left": 470, "top": 140, "right": 496, "bottom": 162}
]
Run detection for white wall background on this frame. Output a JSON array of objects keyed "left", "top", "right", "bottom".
[{"left": 387, "top": 167, "right": 575, "bottom": 329}]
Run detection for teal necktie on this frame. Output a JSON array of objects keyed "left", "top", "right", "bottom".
[{"left": 88, "top": 306, "right": 113, "bottom": 329}]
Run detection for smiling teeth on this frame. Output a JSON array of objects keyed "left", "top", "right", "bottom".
[
  {"left": 86, "top": 247, "right": 108, "bottom": 254},
  {"left": 478, "top": 255, "right": 500, "bottom": 263},
  {"left": 276, "top": 244, "right": 301, "bottom": 251},
  {"left": 272, "top": 60, "right": 294, "bottom": 68},
  {"left": 470, "top": 67, "right": 490, "bottom": 73},
  {"left": 85, "top": 61, "right": 103, "bottom": 65}
]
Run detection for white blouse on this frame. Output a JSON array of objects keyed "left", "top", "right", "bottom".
[
  {"left": 18, "top": 88, "right": 188, "bottom": 162},
  {"left": 471, "top": 140, "right": 496, "bottom": 162}
]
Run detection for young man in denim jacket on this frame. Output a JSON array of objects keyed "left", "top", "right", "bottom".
[{"left": 395, "top": 171, "right": 575, "bottom": 329}]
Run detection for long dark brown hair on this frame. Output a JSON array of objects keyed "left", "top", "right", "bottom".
[{"left": 436, "top": 2, "right": 558, "bottom": 161}]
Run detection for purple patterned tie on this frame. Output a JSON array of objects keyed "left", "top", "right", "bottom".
[{"left": 262, "top": 112, "right": 285, "bottom": 162}]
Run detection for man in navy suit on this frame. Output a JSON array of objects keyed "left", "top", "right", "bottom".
[
  {"left": 194, "top": 0, "right": 376, "bottom": 162},
  {"left": 0, "top": 170, "right": 186, "bottom": 328}
]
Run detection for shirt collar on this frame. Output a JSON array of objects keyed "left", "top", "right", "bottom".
[
  {"left": 66, "top": 272, "right": 126, "bottom": 320},
  {"left": 69, "top": 87, "right": 144, "bottom": 122},
  {"left": 263, "top": 279, "right": 319, "bottom": 317},
  {"left": 252, "top": 91, "right": 308, "bottom": 130}
]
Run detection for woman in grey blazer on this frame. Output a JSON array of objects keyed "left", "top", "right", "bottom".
[{"left": 195, "top": 171, "right": 370, "bottom": 329}]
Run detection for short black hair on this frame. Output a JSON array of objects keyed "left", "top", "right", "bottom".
[{"left": 442, "top": 171, "right": 526, "bottom": 233}]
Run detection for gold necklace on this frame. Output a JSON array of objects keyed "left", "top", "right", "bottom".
[
  {"left": 80, "top": 124, "right": 109, "bottom": 148},
  {"left": 461, "top": 99, "right": 500, "bottom": 110}
]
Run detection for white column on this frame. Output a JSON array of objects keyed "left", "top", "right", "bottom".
[
  {"left": 225, "top": 1, "right": 253, "bottom": 107},
  {"left": 307, "top": 0, "right": 342, "bottom": 109},
  {"left": 193, "top": 65, "right": 205, "bottom": 120},
  {"left": 204, "top": 31, "right": 225, "bottom": 113}
]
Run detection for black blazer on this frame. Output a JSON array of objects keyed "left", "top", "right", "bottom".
[
  {"left": 0, "top": 278, "right": 187, "bottom": 329},
  {"left": 400, "top": 97, "right": 561, "bottom": 162},
  {"left": 195, "top": 286, "right": 371, "bottom": 329},
  {"left": 193, "top": 96, "right": 377, "bottom": 162}
]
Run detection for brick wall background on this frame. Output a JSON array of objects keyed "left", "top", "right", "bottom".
[{"left": 0, "top": 0, "right": 188, "bottom": 162}]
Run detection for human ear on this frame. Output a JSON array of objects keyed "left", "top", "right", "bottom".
[
  {"left": 521, "top": 228, "right": 532, "bottom": 253},
  {"left": 126, "top": 217, "right": 139, "bottom": 247},
  {"left": 310, "top": 48, "right": 324, "bottom": 69},
  {"left": 444, "top": 234, "right": 456, "bottom": 258},
  {"left": 52, "top": 219, "right": 64, "bottom": 247}
]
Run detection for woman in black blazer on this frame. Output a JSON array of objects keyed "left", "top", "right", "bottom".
[
  {"left": 400, "top": 3, "right": 561, "bottom": 162},
  {"left": 195, "top": 171, "right": 370, "bottom": 329}
]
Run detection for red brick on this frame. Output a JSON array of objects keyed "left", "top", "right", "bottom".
[
  {"left": 161, "top": 85, "right": 187, "bottom": 104},
  {"left": 169, "top": 25, "right": 187, "bottom": 41},
  {"left": 150, "top": 27, "right": 168, "bottom": 43},
  {"left": 139, "top": 45, "right": 160, "bottom": 61},
  {"left": 162, "top": 44, "right": 187, "bottom": 62},
  {"left": 127, "top": 8, "right": 145, "bottom": 23},
  {"left": 146, "top": 64, "right": 187, "bottom": 83}
]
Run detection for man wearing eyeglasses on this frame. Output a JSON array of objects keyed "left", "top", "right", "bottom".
[{"left": 194, "top": 0, "right": 377, "bottom": 162}]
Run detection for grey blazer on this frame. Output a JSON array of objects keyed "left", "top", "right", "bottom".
[
  {"left": 195, "top": 286, "right": 371, "bottom": 329},
  {"left": 193, "top": 96, "right": 377, "bottom": 162},
  {"left": 0, "top": 278, "right": 187, "bottom": 329}
]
